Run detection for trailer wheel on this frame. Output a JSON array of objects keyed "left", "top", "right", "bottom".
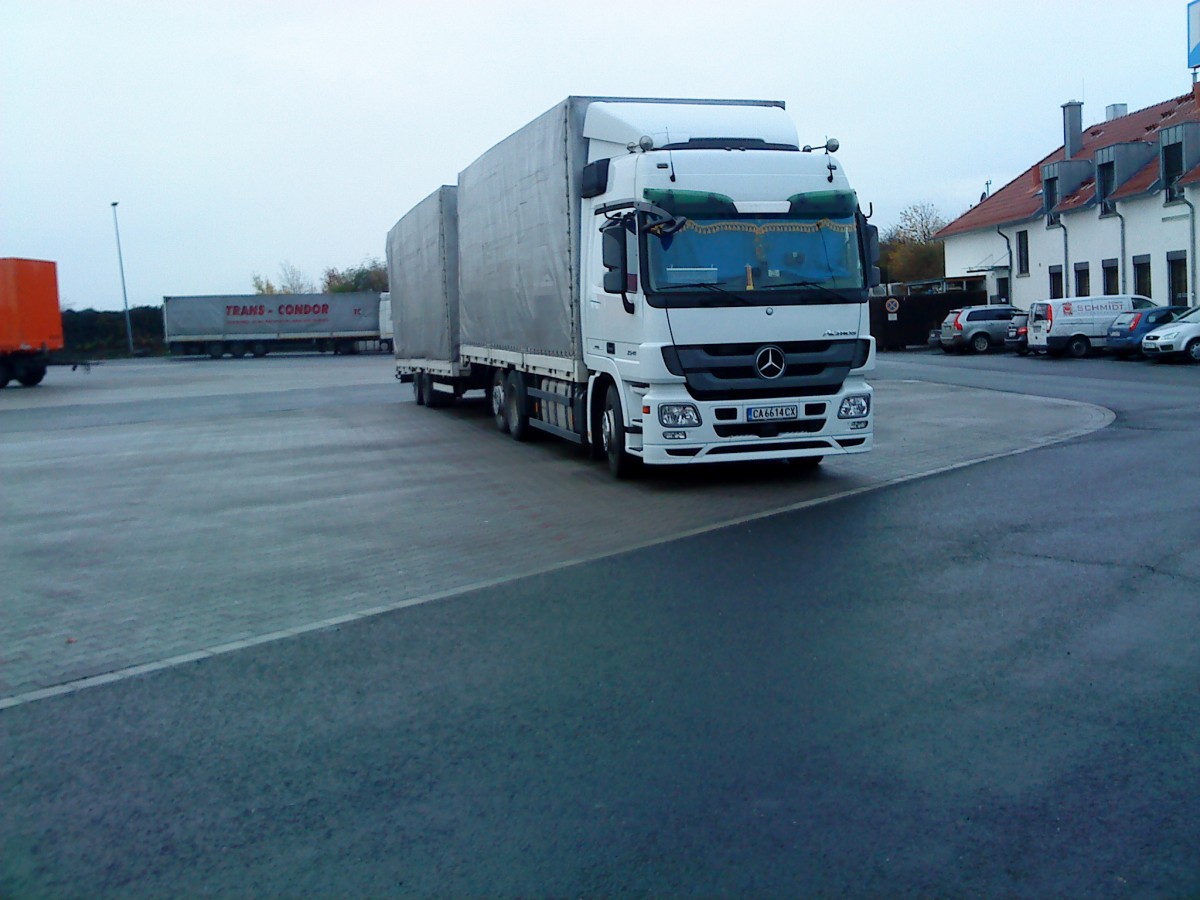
[
  {"left": 505, "top": 370, "right": 530, "bottom": 441},
  {"left": 490, "top": 370, "right": 508, "bottom": 432},
  {"left": 424, "top": 373, "right": 451, "bottom": 408},
  {"left": 228, "top": 342, "right": 247, "bottom": 359},
  {"left": 0, "top": 360, "right": 13, "bottom": 389},
  {"left": 602, "top": 384, "right": 638, "bottom": 479},
  {"left": 251, "top": 342, "right": 268, "bottom": 358},
  {"left": 207, "top": 342, "right": 224, "bottom": 360},
  {"left": 16, "top": 364, "right": 46, "bottom": 387}
]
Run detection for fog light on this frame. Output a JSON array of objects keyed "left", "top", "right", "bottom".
[
  {"left": 850, "top": 420, "right": 868, "bottom": 430},
  {"left": 838, "top": 395, "right": 870, "bottom": 419},
  {"left": 659, "top": 404, "right": 701, "bottom": 427},
  {"left": 664, "top": 431, "right": 688, "bottom": 440}
]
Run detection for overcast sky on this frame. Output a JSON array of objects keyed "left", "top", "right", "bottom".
[{"left": 1, "top": 0, "right": 1189, "bottom": 311}]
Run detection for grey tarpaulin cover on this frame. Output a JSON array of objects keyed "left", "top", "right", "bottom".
[
  {"left": 162, "top": 293, "right": 380, "bottom": 339},
  {"left": 456, "top": 98, "right": 586, "bottom": 359},
  {"left": 386, "top": 185, "right": 459, "bottom": 362}
]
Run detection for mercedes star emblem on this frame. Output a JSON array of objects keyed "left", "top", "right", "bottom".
[{"left": 755, "top": 345, "right": 786, "bottom": 379}]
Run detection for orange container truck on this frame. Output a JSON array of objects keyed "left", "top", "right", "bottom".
[{"left": 0, "top": 258, "right": 64, "bottom": 388}]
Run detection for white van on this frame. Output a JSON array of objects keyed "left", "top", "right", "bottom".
[{"left": 1026, "top": 295, "right": 1156, "bottom": 357}]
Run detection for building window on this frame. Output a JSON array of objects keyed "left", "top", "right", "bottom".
[
  {"left": 1164, "top": 142, "right": 1184, "bottom": 202},
  {"left": 1098, "top": 161, "right": 1116, "bottom": 215},
  {"left": 1074, "top": 263, "right": 1090, "bottom": 297},
  {"left": 1102, "top": 258, "right": 1119, "bottom": 295},
  {"left": 1044, "top": 178, "right": 1060, "bottom": 224},
  {"left": 1133, "top": 255, "right": 1152, "bottom": 298},
  {"left": 1016, "top": 230, "right": 1029, "bottom": 275},
  {"left": 1168, "top": 251, "right": 1188, "bottom": 304},
  {"left": 1049, "top": 265, "right": 1064, "bottom": 299}
]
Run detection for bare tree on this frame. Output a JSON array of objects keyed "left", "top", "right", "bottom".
[
  {"left": 885, "top": 202, "right": 948, "bottom": 244},
  {"left": 252, "top": 261, "right": 316, "bottom": 295}
]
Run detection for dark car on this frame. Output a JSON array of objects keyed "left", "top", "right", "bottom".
[
  {"left": 1107, "top": 306, "right": 1189, "bottom": 358},
  {"left": 939, "top": 305, "right": 1019, "bottom": 354},
  {"left": 1005, "top": 313, "right": 1030, "bottom": 355}
]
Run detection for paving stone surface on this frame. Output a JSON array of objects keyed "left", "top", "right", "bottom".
[{"left": 0, "top": 355, "right": 1111, "bottom": 701}]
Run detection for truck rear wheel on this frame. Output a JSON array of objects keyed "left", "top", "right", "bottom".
[
  {"left": 491, "top": 370, "right": 508, "bottom": 432},
  {"left": 602, "top": 384, "right": 638, "bottom": 479},
  {"left": 16, "top": 364, "right": 46, "bottom": 387},
  {"left": 0, "top": 360, "right": 13, "bottom": 388},
  {"left": 413, "top": 374, "right": 426, "bottom": 406},
  {"left": 505, "top": 371, "right": 530, "bottom": 441}
]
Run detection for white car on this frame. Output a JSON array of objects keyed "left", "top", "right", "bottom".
[{"left": 1141, "top": 306, "right": 1200, "bottom": 362}]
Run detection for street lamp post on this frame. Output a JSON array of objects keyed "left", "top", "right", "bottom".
[{"left": 110, "top": 201, "right": 135, "bottom": 355}]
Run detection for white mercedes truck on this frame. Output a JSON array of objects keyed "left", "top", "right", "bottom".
[{"left": 387, "top": 96, "right": 878, "bottom": 477}]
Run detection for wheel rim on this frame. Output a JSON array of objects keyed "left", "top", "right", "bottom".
[
  {"left": 1188, "top": 341, "right": 1200, "bottom": 362},
  {"left": 974, "top": 335, "right": 987, "bottom": 352},
  {"left": 601, "top": 406, "right": 615, "bottom": 454},
  {"left": 492, "top": 382, "right": 505, "bottom": 418}
]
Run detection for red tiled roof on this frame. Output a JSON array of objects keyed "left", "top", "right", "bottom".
[
  {"left": 937, "top": 87, "right": 1200, "bottom": 239},
  {"left": 1056, "top": 178, "right": 1095, "bottom": 212},
  {"left": 1178, "top": 160, "right": 1200, "bottom": 187}
]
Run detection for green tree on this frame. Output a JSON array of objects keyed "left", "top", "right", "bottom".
[{"left": 323, "top": 258, "right": 387, "bottom": 293}]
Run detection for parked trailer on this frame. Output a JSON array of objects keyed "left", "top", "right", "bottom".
[
  {"left": 389, "top": 96, "right": 879, "bottom": 477},
  {"left": 1, "top": 258, "right": 64, "bottom": 388},
  {"left": 163, "top": 292, "right": 382, "bottom": 358}
]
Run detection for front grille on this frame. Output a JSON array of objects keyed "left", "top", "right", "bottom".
[
  {"left": 714, "top": 419, "right": 825, "bottom": 438},
  {"left": 666, "top": 340, "right": 860, "bottom": 401}
]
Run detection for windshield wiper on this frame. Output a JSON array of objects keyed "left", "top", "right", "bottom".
[
  {"left": 764, "top": 280, "right": 856, "bottom": 301},
  {"left": 655, "top": 282, "right": 756, "bottom": 305}
]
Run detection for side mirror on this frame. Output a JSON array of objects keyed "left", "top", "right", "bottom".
[
  {"left": 864, "top": 224, "right": 881, "bottom": 288},
  {"left": 601, "top": 222, "right": 634, "bottom": 312},
  {"left": 601, "top": 224, "right": 626, "bottom": 292}
]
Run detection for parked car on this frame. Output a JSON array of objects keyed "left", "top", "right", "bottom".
[
  {"left": 1141, "top": 305, "right": 1200, "bottom": 362},
  {"left": 1107, "top": 306, "right": 1190, "bottom": 358},
  {"left": 1005, "top": 313, "right": 1030, "bottom": 354},
  {"left": 939, "top": 305, "right": 1020, "bottom": 354},
  {"left": 1027, "top": 294, "right": 1156, "bottom": 357}
]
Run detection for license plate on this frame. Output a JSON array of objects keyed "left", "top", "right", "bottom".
[{"left": 747, "top": 405, "right": 799, "bottom": 422}]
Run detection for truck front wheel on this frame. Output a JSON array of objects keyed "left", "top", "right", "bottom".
[
  {"left": 602, "top": 385, "right": 638, "bottom": 479},
  {"left": 0, "top": 360, "right": 13, "bottom": 389}
]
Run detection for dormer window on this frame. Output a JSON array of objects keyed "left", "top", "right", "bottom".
[
  {"left": 1163, "top": 141, "right": 1184, "bottom": 201},
  {"left": 1097, "top": 161, "right": 1116, "bottom": 215},
  {"left": 1044, "top": 177, "right": 1060, "bottom": 224}
]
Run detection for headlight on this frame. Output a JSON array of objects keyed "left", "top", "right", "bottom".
[
  {"left": 1159, "top": 331, "right": 1179, "bottom": 341},
  {"left": 659, "top": 404, "right": 701, "bottom": 427},
  {"left": 838, "top": 395, "right": 870, "bottom": 419}
]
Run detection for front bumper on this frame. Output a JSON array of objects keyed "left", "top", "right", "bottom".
[
  {"left": 1141, "top": 339, "right": 1178, "bottom": 355},
  {"left": 633, "top": 380, "right": 873, "bottom": 465}
]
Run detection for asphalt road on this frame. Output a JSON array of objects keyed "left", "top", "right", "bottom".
[{"left": 2, "top": 351, "right": 1198, "bottom": 897}]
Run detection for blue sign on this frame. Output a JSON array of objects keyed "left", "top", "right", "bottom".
[{"left": 1191, "top": 0, "right": 1200, "bottom": 68}]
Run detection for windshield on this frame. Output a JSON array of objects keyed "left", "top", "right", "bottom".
[
  {"left": 1173, "top": 306, "right": 1200, "bottom": 323},
  {"left": 641, "top": 188, "right": 866, "bottom": 307}
]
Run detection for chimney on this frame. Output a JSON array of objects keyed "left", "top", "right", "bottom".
[
  {"left": 1062, "top": 100, "right": 1083, "bottom": 159},
  {"left": 1193, "top": 81, "right": 1200, "bottom": 105},
  {"left": 1105, "top": 103, "right": 1128, "bottom": 121}
]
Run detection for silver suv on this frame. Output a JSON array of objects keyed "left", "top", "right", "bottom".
[{"left": 940, "top": 305, "right": 1019, "bottom": 354}]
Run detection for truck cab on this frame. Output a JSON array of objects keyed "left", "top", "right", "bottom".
[{"left": 578, "top": 103, "right": 876, "bottom": 470}]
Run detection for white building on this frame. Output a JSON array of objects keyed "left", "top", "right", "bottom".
[{"left": 938, "top": 85, "right": 1200, "bottom": 310}]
